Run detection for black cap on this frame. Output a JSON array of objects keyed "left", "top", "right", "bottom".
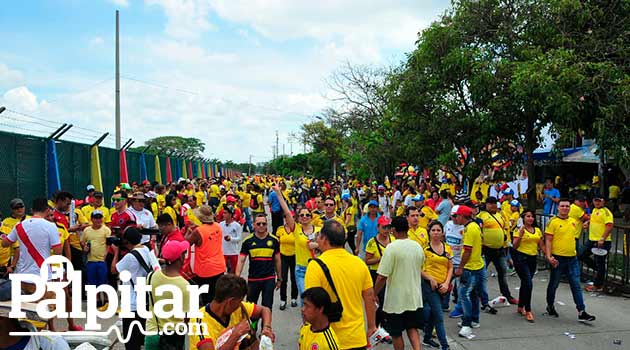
[
  {"left": 486, "top": 196, "right": 498, "bottom": 204},
  {"left": 575, "top": 194, "right": 586, "bottom": 201},
  {"left": 123, "top": 227, "right": 142, "bottom": 245},
  {"left": 93, "top": 191, "right": 104, "bottom": 198}
]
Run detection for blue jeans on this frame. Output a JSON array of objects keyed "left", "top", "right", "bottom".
[
  {"left": 422, "top": 280, "right": 448, "bottom": 348},
  {"left": 244, "top": 207, "right": 254, "bottom": 232},
  {"left": 579, "top": 240, "right": 612, "bottom": 287},
  {"left": 459, "top": 268, "right": 485, "bottom": 327},
  {"left": 482, "top": 247, "right": 513, "bottom": 301},
  {"left": 295, "top": 265, "right": 307, "bottom": 306},
  {"left": 546, "top": 256, "right": 585, "bottom": 311}
]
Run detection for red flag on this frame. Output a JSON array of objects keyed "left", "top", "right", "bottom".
[
  {"left": 119, "top": 149, "right": 129, "bottom": 183},
  {"left": 201, "top": 162, "right": 206, "bottom": 178},
  {"left": 165, "top": 157, "right": 173, "bottom": 183},
  {"left": 187, "top": 161, "right": 193, "bottom": 179}
]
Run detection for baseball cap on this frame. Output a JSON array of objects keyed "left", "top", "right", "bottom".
[
  {"left": 368, "top": 200, "right": 379, "bottom": 207},
  {"left": 509, "top": 199, "right": 521, "bottom": 207},
  {"left": 450, "top": 205, "right": 460, "bottom": 216},
  {"left": 145, "top": 191, "right": 157, "bottom": 199},
  {"left": 123, "top": 227, "right": 142, "bottom": 245},
  {"left": 131, "top": 192, "right": 145, "bottom": 200},
  {"left": 503, "top": 189, "right": 515, "bottom": 196},
  {"left": 377, "top": 216, "right": 392, "bottom": 226},
  {"left": 161, "top": 240, "right": 190, "bottom": 263},
  {"left": 453, "top": 205, "right": 473, "bottom": 217},
  {"left": 9, "top": 198, "right": 25, "bottom": 209},
  {"left": 86, "top": 185, "right": 95, "bottom": 191},
  {"left": 93, "top": 191, "right": 104, "bottom": 198},
  {"left": 91, "top": 210, "right": 104, "bottom": 218},
  {"left": 120, "top": 183, "right": 132, "bottom": 190},
  {"left": 575, "top": 194, "right": 587, "bottom": 201},
  {"left": 486, "top": 196, "right": 498, "bottom": 204},
  {"left": 226, "top": 194, "right": 237, "bottom": 203},
  {"left": 411, "top": 194, "right": 425, "bottom": 202},
  {"left": 341, "top": 193, "right": 351, "bottom": 201},
  {"left": 377, "top": 185, "right": 385, "bottom": 191}
]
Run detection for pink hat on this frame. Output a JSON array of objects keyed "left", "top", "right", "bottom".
[
  {"left": 161, "top": 240, "right": 190, "bottom": 263},
  {"left": 377, "top": 216, "right": 392, "bottom": 226}
]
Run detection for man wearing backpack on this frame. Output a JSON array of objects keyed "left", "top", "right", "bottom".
[
  {"left": 111, "top": 227, "right": 160, "bottom": 350},
  {"left": 249, "top": 184, "right": 265, "bottom": 217}
]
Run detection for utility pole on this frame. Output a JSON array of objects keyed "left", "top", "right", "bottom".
[
  {"left": 115, "top": 10, "right": 121, "bottom": 149},
  {"left": 275, "top": 130, "right": 279, "bottom": 159},
  {"left": 248, "top": 154, "right": 252, "bottom": 176}
]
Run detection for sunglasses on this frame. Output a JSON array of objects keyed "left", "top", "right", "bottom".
[
  {"left": 256, "top": 222, "right": 268, "bottom": 226},
  {"left": 299, "top": 213, "right": 312, "bottom": 218},
  {"left": 324, "top": 203, "right": 335, "bottom": 207},
  {"left": 381, "top": 225, "right": 392, "bottom": 229},
  {"left": 112, "top": 198, "right": 125, "bottom": 202}
]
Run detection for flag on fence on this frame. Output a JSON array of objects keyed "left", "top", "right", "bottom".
[
  {"left": 201, "top": 162, "right": 206, "bottom": 178},
  {"left": 140, "top": 153, "right": 148, "bottom": 181},
  {"left": 165, "top": 157, "right": 173, "bottom": 183},
  {"left": 196, "top": 161, "right": 202, "bottom": 179},
  {"left": 181, "top": 159, "right": 187, "bottom": 179},
  {"left": 90, "top": 145, "right": 103, "bottom": 192},
  {"left": 119, "top": 148, "right": 129, "bottom": 184},
  {"left": 154, "top": 155, "right": 162, "bottom": 184},
  {"left": 46, "top": 139, "right": 61, "bottom": 198},
  {"left": 187, "top": 160, "right": 193, "bottom": 179}
]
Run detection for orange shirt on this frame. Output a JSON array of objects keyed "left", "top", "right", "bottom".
[{"left": 193, "top": 223, "right": 226, "bottom": 277}]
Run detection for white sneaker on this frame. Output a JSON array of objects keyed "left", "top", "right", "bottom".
[
  {"left": 459, "top": 326, "right": 473, "bottom": 338},
  {"left": 457, "top": 321, "right": 480, "bottom": 328}
]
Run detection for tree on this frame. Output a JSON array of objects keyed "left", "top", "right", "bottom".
[{"left": 130, "top": 136, "right": 205, "bottom": 158}]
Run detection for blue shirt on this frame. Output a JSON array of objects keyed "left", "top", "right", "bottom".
[
  {"left": 543, "top": 188, "right": 560, "bottom": 215},
  {"left": 358, "top": 214, "right": 380, "bottom": 250},
  {"left": 268, "top": 191, "right": 281, "bottom": 213},
  {"left": 436, "top": 200, "right": 453, "bottom": 225}
]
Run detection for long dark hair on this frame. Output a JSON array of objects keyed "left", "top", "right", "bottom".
[{"left": 520, "top": 209, "right": 538, "bottom": 228}]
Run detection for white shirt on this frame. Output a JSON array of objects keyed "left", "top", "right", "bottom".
[
  {"left": 377, "top": 238, "right": 424, "bottom": 313},
  {"left": 392, "top": 190, "right": 402, "bottom": 207},
  {"left": 403, "top": 194, "right": 415, "bottom": 208},
  {"left": 116, "top": 246, "right": 160, "bottom": 311},
  {"left": 7, "top": 217, "right": 60, "bottom": 282},
  {"left": 220, "top": 221, "right": 243, "bottom": 256},
  {"left": 444, "top": 220, "right": 464, "bottom": 266},
  {"left": 127, "top": 207, "right": 157, "bottom": 244},
  {"left": 378, "top": 195, "right": 390, "bottom": 217}
]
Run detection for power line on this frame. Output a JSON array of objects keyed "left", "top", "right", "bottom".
[
  {"left": 46, "top": 77, "right": 114, "bottom": 104},
  {"left": 5, "top": 109, "right": 103, "bottom": 136},
  {"left": 0, "top": 122, "right": 55, "bottom": 136}
]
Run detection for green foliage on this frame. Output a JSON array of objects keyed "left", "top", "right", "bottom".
[{"left": 130, "top": 136, "right": 205, "bottom": 158}]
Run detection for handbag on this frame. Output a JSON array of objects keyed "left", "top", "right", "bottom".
[{"left": 311, "top": 258, "right": 344, "bottom": 322}]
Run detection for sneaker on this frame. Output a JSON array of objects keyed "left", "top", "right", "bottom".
[
  {"left": 291, "top": 299, "right": 298, "bottom": 307},
  {"left": 578, "top": 311, "right": 596, "bottom": 323},
  {"left": 481, "top": 305, "right": 498, "bottom": 314},
  {"left": 546, "top": 305, "right": 559, "bottom": 317},
  {"left": 525, "top": 311, "right": 534, "bottom": 322},
  {"left": 449, "top": 309, "right": 463, "bottom": 318},
  {"left": 422, "top": 339, "right": 441, "bottom": 348},
  {"left": 458, "top": 326, "right": 473, "bottom": 338},
  {"left": 585, "top": 285, "right": 604, "bottom": 292},
  {"left": 279, "top": 301, "right": 287, "bottom": 310},
  {"left": 516, "top": 307, "right": 525, "bottom": 316},
  {"left": 508, "top": 297, "right": 519, "bottom": 305},
  {"left": 458, "top": 321, "right": 480, "bottom": 328}
]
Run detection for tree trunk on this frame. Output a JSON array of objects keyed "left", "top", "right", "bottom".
[{"left": 525, "top": 118, "right": 537, "bottom": 211}]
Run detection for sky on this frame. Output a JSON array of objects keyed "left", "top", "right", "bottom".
[{"left": 0, "top": 0, "right": 450, "bottom": 163}]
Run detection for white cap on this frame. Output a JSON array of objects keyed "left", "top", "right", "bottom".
[
  {"left": 450, "top": 205, "right": 460, "bottom": 216},
  {"left": 86, "top": 185, "right": 95, "bottom": 191}
]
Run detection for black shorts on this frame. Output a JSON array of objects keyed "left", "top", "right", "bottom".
[{"left": 385, "top": 308, "right": 423, "bottom": 337}]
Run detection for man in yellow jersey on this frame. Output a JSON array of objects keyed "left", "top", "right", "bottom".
[
  {"left": 545, "top": 199, "right": 596, "bottom": 322},
  {"left": 412, "top": 195, "right": 438, "bottom": 229},
  {"left": 208, "top": 180, "right": 221, "bottom": 210},
  {"left": 569, "top": 195, "right": 589, "bottom": 244},
  {"left": 477, "top": 196, "right": 517, "bottom": 305},
  {"left": 313, "top": 197, "right": 346, "bottom": 228},
  {"left": 0, "top": 198, "right": 27, "bottom": 275},
  {"left": 306, "top": 220, "right": 377, "bottom": 350},
  {"left": 500, "top": 189, "right": 516, "bottom": 217},
  {"left": 299, "top": 287, "right": 341, "bottom": 350},
  {"left": 453, "top": 205, "right": 485, "bottom": 338},
  {"left": 406, "top": 206, "right": 428, "bottom": 248},
  {"left": 581, "top": 195, "right": 614, "bottom": 292},
  {"left": 82, "top": 192, "right": 111, "bottom": 224},
  {"left": 237, "top": 185, "right": 253, "bottom": 232}
]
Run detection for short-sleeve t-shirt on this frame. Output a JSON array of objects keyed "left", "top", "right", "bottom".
[
  {"left": 358, "top": 215, "right": 380, "bottom": 249},
  {"left": 305, "top": 248, "right": 372, "bottom": 350},
  {"left": 277, "top": 225, "right": 295, "bottom": 256},
  {"left": 81, "top": 226, "right": 112, "bottom": 262},
  {"left": 189, "top": 302, "right": 255, "bottom": 350},
  {"left": 462, "top": 221, "right": 484, "bottom": 271},
  {"left": 444, "top": 221, "right": 464, "bottom": 266},
  {"left": 294, "top": 224, "right": 320, "bottom": 267},
  {"left": 545, "top": 217, "right": 579, "bottom": 257},
  {"left": 146, "top": 270, "right": 190, "bottom": 333},
  {"left": 365, "top": 235, "right": 395, "bottom": 271},
  {"left": 408, "top": 226, "right": 429, "bottom": 248},
  {"left": 240, "top": 233, "right": 280, "bottom": 280},
  {"left": 423, "top": 243, "right": 452, "bottom": 284},
  {"left": 589, "top": 207, "right": 614, "bottom": 241},
  {"left": 7, "top": 217, "right": 61, "bottom": 282},
  {"left": 477, "top": 211, "right": 507, "bottom": 249},
  {"left": 376, "top": 239, "right": 424, "bottom": 314},
  {"left": 569, "top": 203, "right": 586, "bottom": 239},
  {"left": 0, "top": 216, "right": 24, "bottom": 266},
  {"left": 299, "top": 324, "right": 340, "bottom": 350},
  {"left": 115, "top": 246, "right": 160, "bottom": 311},
  {"left": 418, "top": 206, "right": 438, "bottom": 229},
  {"left": 513, "top": 227, "right": 542, "bottom": 256}
]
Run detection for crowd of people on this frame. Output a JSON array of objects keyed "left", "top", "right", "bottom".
[{"left": 0, "top": 172, "right": 621, "bottom": 350}]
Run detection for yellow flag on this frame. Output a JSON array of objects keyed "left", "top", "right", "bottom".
[
  {"left": 182, "top": 159, "right": 188, "bottom": 179},
  {"left": 90, "top": 145, "right": 103, "bottom": 192},
  {"left": 154, "top": 155, "right": 162, "bottom": 184}
]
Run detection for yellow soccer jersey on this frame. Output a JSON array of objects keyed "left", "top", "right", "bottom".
[{"left": 299, "top": 324, "right": 340, "bottom": 350}]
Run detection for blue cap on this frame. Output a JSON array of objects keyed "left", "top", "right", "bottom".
[
  {"left": 411, "top": 194, "right": 425, "bottom": 202},
  {"left": 341, "top": 193, "right": 351, "bottom": 201},
  {"left": 509, "top": 199, "right": 520, "bottom": 207},
  {"left": 368, "top": 200, "right": 379, "bottom": 207},
  {"left": 503, "top": 189, "right": 515, "bottom": 195}
]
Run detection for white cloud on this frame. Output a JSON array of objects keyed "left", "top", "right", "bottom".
[
  {"left": 2, "top": 86, "right": 42, "bottom": 112},
  {"left": 89, "top": 36, "right": 105, "bottom": 46},
  {"left": 0, "top": 64, "right": 24, "bottom": 89},
  {"left": 108, "top": 0, "right": 129, "bottom": 7},
  {"left": 145, "top": 0, "right": 214, "bottom": 40}
]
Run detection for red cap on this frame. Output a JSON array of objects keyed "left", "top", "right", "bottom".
[
  {"left": 453, "top": 205, "right": 473, "bottom": 217},
  {"left": 161, "top": 240, "right": 190, "bottom": 263},
  {"left": 226, "top": 195, "right": 237, "bottom": 203},
  {"left": 377, "top": 216, "right": 392, "bottom": 226}
]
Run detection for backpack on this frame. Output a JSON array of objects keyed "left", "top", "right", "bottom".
[{"left": 250, "top": 194, "right": 260, "bottom": 210}]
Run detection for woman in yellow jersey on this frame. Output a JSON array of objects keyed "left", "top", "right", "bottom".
[
  {"left": 421, "top": 221, "right": 452, "bottom": 350},
  {"left": 341, "top": 194, "right": 358, "bottom": 254},
  {"left": 277, "top": 209, "right": 299, "bottom": 310},
  {"left": 163, "top": 194, "right": 180, "bottom": 228},
  {"left": 364, "top": 216, "right": 395, "bottom": 329},
  {"left": 512, "top": 210, "right": 543, "bottom": 322}
]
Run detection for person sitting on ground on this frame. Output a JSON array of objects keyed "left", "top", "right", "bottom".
[{"left": 299, "top": 287, "right": 341, "bottom": 350}]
